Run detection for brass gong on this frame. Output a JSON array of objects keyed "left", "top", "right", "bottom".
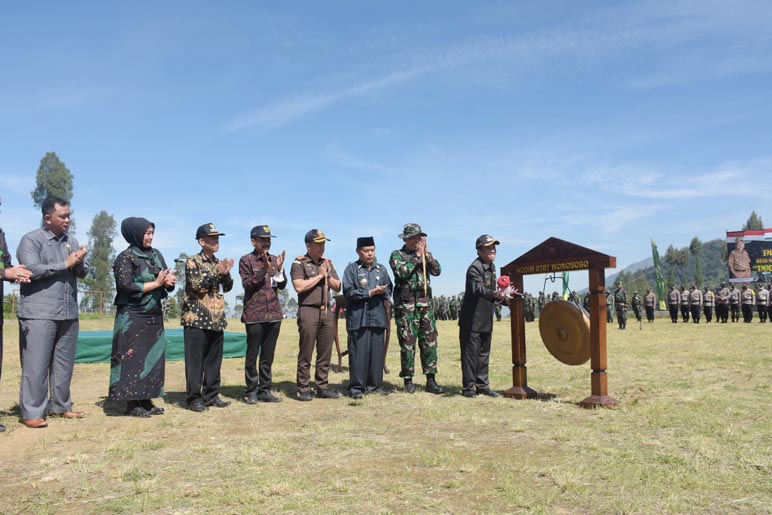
[{"left": 538, "top": 300, "right": 591, "bottom": 366}]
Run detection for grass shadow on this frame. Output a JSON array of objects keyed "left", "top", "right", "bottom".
[{"left": 96, "top": 396, "right": 127, "bottom": 416}]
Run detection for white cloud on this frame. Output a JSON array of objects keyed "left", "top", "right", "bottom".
[
  {"left": 581, "top": 157, "right": 772, "bottom": 200},
  {"left": 224, "top": 1, "right": 772, "bottom": 132},
  {"left": 0, "top": 175, "right": 35, "bottom": 197}
]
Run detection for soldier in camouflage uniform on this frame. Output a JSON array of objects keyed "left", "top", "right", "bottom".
[
  {"left": 631, "top": 292, "right": 642, "bottom": 322},
  {"left": 605, "top": 289, "right": 614, "bottom": 323},
  {"left": 389, "top": 223, "right": 444, "bottom": 394},
  {"left": 524, "top": 293, "right": 536, "bottom": 322},
  {"left": 537, "top": 292, "right": 546, "bottom": 317},
  {"left": 449, "top": 295, "right": 459, "bottom": 321},
  {"left": 441, "top": 296, "right": 450, "bottom": 321},
  {"left": 613, "top": 281, "right": 627, "bottom": 330}
]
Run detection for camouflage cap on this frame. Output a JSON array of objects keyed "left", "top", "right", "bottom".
[
  {"left": 399, "top": 223, "right": 427, "bottom": 239},
  {"left": 475, "top": 234, "right": 500, "bottom": 249},
  {"left": 250, "top": 225, "right": 275, "bottom": 239},
  {"left": 305, "top": 229, "right": 330, "bottom": 244},
  {"left": 195, "top": 223, "right": 226, "bottom": 239}
]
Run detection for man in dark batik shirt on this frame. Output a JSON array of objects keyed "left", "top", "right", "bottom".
[{"left": 182, "top": 223, "right": 234, "bottom": 412}]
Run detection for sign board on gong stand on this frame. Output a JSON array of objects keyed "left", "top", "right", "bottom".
[{"left": 500, "top": 237, "right": 618, "bottom": 408}]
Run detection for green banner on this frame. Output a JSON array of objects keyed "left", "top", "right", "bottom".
[{"left": 651, "top": 240, "right": 666, "bottom": 310}]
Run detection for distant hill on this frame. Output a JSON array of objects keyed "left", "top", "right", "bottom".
[
  {"left": 607, "top": 256, "right": 653, "bottom": 286},
  {"left": 574, "top": 239, "right": 730, "bottom": 295},
  {"left": 609, "top": 239, "right": 730, "bottom": 294}
]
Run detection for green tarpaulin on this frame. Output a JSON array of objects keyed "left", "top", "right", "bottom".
[{"left": 75, "top": 329, "right": 247, "bottom": 363}]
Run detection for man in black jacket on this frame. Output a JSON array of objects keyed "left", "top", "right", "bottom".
[{"left": 458, "top": 235, "right": 506, "bottom": 398}]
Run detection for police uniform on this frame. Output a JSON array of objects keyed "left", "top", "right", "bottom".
[
  {"left": 716, "top": 283, "right": 730, "bottom": 323},
  {"left": 728, "top": 240, "right": 752, "bottom": 279},
  {"left": 755, "top": 286, "right": 768, "bottom": 323},
  {"left": 290, "top": 229, "right": 340, "bottom": 399},
  {"left": 679, "top": 286, "right": 690, "bottom": 322},
  {"left": 729, "top": 285, "right": 740, "bottom": 322},
  {"left": 644, "top": 289, "right": 656, "bottom": 322},
  {"left": 688, "top": 285, "right": 702, "bottom": 323},
  {"left": 668, "top": 286, "right": 680, "bottom": 323},
  {"left": 702, "top": 287, "right": 714, "bottom": 323},
  {"left": 740, "top": 285, "right": 754, "bottom": 323},
  {"left": 389, "top": 223, "right": 443, "bottom": 394}
]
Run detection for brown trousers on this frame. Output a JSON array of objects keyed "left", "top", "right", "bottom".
[{"left": 296, "top": 306, "right": 335, "bottom": 394}]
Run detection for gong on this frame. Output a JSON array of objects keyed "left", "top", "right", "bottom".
[{"left": 538, "top": 300, "right": 591, "bottom": 366}]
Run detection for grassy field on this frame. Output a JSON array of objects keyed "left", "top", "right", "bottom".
[{"left": 0, "top": 315, "right": 770, "bottom": 514}]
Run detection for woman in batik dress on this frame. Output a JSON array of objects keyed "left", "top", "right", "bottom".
[{"left": 108, "top": 217, "right": 177, "bottom": 416}]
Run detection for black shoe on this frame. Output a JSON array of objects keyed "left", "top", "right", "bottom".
[
  {"left": 316, "top": 389, "right": 341, "bottom": 399},
  {"left": 140, "top": 400, "right": 164, "bottom": 415},
  {"left": 476, "top": 387, "right": 501, "bottom": 398},
  {"left": 425, "top": 375, "right": 445, "bottom": 395},
  {"left": 462, "top": 390, "right": 477, "bottom": 398},
  {"left": 297, "top": 391, "right": 313, "bottom": 402},
  {"left": 0, "top": 423, "right": 5, "bottom": 432},
  {"left": 257, "top": 391, "right": 282, "bottom": 403},
  {"left": 125, "top": 406, "right": 152, "bottom": 418},
  {"left": 205, "top": 396, "right": 231, "bottom": 408},
  {"left": 189, "top": 399, "right": 208, "bottom": 412},
  {"left": 244, "top": 394, "right": 259, "bottom": 405},
  {"left": 351, "top": 391, "right": 364, "bottom": 400},
  {"left": 404, "top": 379, "right": 415, "bottom": 394}
]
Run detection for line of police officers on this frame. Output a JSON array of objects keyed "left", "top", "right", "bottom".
[{"left": 519, "top": 281, "right": 772, "bottom": 327}]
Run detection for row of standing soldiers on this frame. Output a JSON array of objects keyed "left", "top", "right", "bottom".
[{"left": 434, "top": 294, "right": 462, "bottom": 321}]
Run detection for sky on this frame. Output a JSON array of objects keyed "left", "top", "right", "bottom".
[{"left": 2, "top": 1, "right": 772, "bottom": 308}]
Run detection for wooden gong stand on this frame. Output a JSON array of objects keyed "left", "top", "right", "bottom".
[{"left": 500, "top": 237, "right": 618, "bottom": 408}]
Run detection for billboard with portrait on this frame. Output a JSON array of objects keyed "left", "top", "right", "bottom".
[{"left": 726, "top": 228, "right": 772, "bottom": 283}]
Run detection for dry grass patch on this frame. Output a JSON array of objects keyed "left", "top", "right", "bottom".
[{"left": 0, "top": 317, "right": 771, "bottom": 513}]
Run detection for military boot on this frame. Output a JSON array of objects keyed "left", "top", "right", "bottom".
[
  {"left": 404, "top": 378, "right": 415, "bottom": 394},
  {"left": 425, "top": 374, "right": 445, "bottom": 395}
]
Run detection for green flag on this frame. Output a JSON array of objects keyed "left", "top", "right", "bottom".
[
  {"left": 562, "top": 272, "right": 570, "bottom": 300},
  {"left": 651, "top": 239, "right": 666, "bottom": 310}
]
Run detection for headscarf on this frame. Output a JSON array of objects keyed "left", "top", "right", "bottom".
[{"left": 121, "top": 217, "right": 155, "bottom": 250}]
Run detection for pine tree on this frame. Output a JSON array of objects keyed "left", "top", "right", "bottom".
[
  {"left": 32, "top": 151, "right": 76, "bottom": 229},
  {"left": 742, "top": 211, "right": 764, "bottom": 231},
  {"left": 82, "top": 211, "right": 116, "bottom": 313}
]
